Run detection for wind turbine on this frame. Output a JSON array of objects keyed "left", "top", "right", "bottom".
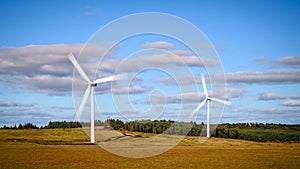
[
  {"left": 191, "top": 74, "right": 231, "bottom": 137},
  {"left": 68, "top": 53, "right": 125, "bottom": 143}
]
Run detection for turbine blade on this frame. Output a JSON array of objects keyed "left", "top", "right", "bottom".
[
  {"left": 76, "top": 85, "right": 91, "bottom": 120},
  {"left": 93, "top": 74, "right": 127, "bottom": 84},
  {"left": 201, "top": 74, "right": 208, "bottom": 98},
  {"left": 209, "top": 97, "right": 231, "bottom": 105},
  {"left": 191, "top": 99, "right": 207, "bottom": 116},
  {"left": 68, "top": 53, "right": 91, "bottom": 83}
]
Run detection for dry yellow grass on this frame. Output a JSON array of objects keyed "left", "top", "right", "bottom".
[{"left": 0, "top": 129, "right": 299, "bottom": 168}]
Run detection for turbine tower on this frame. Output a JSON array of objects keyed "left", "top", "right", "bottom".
[
  {"left": 68, "top": 53, "right": 124, "bottom": 143},
  {"left": 191, "top": 74, "right": 231, "bottom": 137}
]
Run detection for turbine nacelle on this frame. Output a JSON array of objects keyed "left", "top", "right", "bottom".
[
  {"left": 207, "top": 96, "right": 231, "bottom": 105},
  {"left": 90, "top": 83, "right": 97, "bottom": 87}
]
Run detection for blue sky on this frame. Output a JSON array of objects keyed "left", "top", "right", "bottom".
[{"left": 0, "top": 0, "right": 299, "bottom": 126}]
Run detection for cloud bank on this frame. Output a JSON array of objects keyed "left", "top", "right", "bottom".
[
  {"left": 274, "top": 56, "right": 300, "bottom": 68},
  {"left": 258, "top": 93, "right": 300, "bottom": 100}
]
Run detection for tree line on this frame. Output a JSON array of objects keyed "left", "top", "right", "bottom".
[
  {"left": 104, "top": 119, "right": 300, "bottom": 142},
  {"left": 0, "top": 121, "right": 82, "bottom": 129},
  {"left": 215, "top": 123, "right": 300, "bottom": 142},
  {"left": 43, "top": 121, "right": 82, "bottom": 129},
  {"left": 1, "top": 120, "right": 299, "bottom": 142},
  {"left": 111, "top": 119, "right": 202, "bottom": 136},
  {"left": 1, "top": 123, "right": 39, "bottom": 129}
]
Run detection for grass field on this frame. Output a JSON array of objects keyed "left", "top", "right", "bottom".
[{"left": 0, "top": 129, "right": 299, "bottom": 168}]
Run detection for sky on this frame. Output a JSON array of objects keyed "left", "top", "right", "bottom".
[{"left": 0, "top": 0, "right": 300, "bottom": 126}]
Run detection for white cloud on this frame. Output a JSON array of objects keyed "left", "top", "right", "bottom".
[
  {"left": 0, "top": 44, "right": 111, "bottom": 76},
  {"left": 0, "top": 44, "right": 221, "bottom": 96},
  {"left": 222, "top": 107, "right": 300, "bottom": 124},
  {"left": 112, "top": 85, "right": 149, "bottom": 94},
  {"left": 254, "top": 55, "right": 300, "bottom": 68},
  {"left": 99, "top": 53, "right": 219, "bottom": 73},
  {"left": 280, "top": 100, "right": 300, "bottom": 107},
  {"left": 95, "top": 84, "right": 149, "bottom": 95},
  {"left": 158, "top": 70, "right": 300, "bottom": 86},
  {"left": 171, "top": 50, "right": 193, "bottom": 56},
  {"left": 142, "top": 41, "right": 176, "bottom": 49},
  {"left": 225, "top": 70, "right": 300, "bottom": 84},
  {"left": 0, "top": 73, "right": 147, "bottom": 96},
  {"left": 231, "top": 107, "right": 300, "bottom": 114},
  {"left": 258, "top": 93, "right": 287, "bottom": 100},
  {"left": 0, "top": 75, "right": 73, "bottom": 95},
  {"left": 0, "top": 100, "right": 35, "bottom": 107},
  {"left": 222, "top": 87, "right": 246, "bottom": 99},
  {"left": 156, "top": 75, "right": 198, "bottom": 86},
  {"left": 0, "top": 108, "right": 54, "bottom": 125},
  {"left": 0, "top": 44, "right": 127, "bottom": 95},
  {"left": 0, "top": 106, "right": 76, "bottom": 126},
  {"left": 253, "top": 57, "right": 268, "bottom": 64},
  {"left": 155, "top": 92, "right": 202, "bottom": 104},
  {"left": 258, "top": 93, "right": 300, "bottom": 100},
  {"left": 136, "top": 87, "right": 243, "bottom": 105},
  {"left": 274, "top": 56, "right": 300, "bottom": 68}
]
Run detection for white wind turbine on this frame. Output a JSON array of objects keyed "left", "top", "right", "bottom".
[
  {"left": 68, "top": 53, "right": 125, "bottom": 144},
  {"left": 191, "top": 74, "right": 231, "bottom": 137}
]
